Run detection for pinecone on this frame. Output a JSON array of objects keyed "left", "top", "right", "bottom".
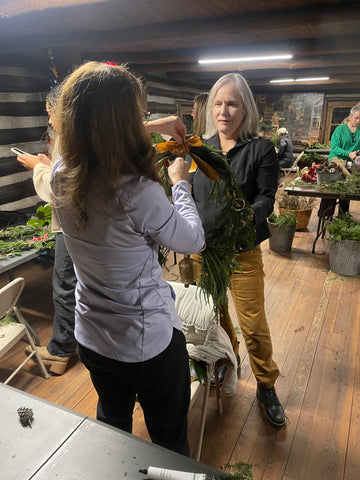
[{"left": 17, "top": 406, "right": 33, "bottom": 428}]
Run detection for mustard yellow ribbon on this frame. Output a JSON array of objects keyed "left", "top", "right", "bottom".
[{"left": 155, "top": 135, "right": 219, "bottom": 181}]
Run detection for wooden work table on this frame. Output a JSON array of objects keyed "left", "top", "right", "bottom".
[{"left": 284, "top": 185, "right": 360, "bottom": 253}]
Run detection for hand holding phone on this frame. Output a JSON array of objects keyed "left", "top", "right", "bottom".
[
  {"left": 11, "top": 147, "right": 28, "bottom": 156},
  {"left": 12, "top": 147, "right": 40, "bottom": 170}
]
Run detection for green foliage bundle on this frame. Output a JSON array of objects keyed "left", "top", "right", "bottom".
[
  {"left": 208, "top": 462, "right": 253, "bottom": 480},
  {"left": 156, "top": 143, "right": 256, "bottom": 319},
  {"left": 27, "top": 204, "right": 52, "bottom": 227},
  {"left": 326, "top": 214, "right": 360, "bottom": 242},
  {"left": 268, "top": 211, "right": 297, "bottom": 228},
  {"left": 0, "top": 315, "right": 16, "bottom": 325}
]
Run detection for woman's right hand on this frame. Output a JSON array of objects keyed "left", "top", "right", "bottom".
[
  {"left": 168, "top": 157, "right": 190, "bottom": 185},
  {"left": 349, "top": 151, "right": 357, "bottom": 161}
]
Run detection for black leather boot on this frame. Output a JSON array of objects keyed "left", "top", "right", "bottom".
[{"left": 256, "top": 384, "right": 286, "bottom": 427}]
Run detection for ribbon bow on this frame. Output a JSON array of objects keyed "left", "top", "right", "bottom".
[{"left": 155, "top": 135, "right": 219, "bottom": 182}]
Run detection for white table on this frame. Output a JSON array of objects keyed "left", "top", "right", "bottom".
[{"left": 0, "top": 384, "right": 222, "bottom": 480}]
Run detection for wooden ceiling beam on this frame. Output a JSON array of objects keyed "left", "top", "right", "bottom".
[
  {"left": 84, "top": 35, "right": 360, "bottom": 65},
  {"left": 0, "top": 5, "right": 358, "bottom": 54},
  {"left": 129, "top": 52, "right": 360, "bottom": 75}
]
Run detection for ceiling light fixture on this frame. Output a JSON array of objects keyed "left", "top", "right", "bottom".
[
  {"left": 198, "top": 54, "right": 292, "bottom": 64},
  {"left": 294, "top": 77, "right": 330, "bottom": 82},
  {"left": 270, "top": 78, "right": 295, "bottom": 83},
  {"left": 270, "top": 76, "right": 330, "bottom": 84}
]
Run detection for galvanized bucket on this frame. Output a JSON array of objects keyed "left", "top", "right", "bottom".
[
  {"left": 317, "top": 171, "right": 342, "bottom": 185},
  {"left": 268, "top": 221, "right": 296, "bottom": 252},
  {"left": 329, "top": 240, "right": 360, "bottom": 276}
]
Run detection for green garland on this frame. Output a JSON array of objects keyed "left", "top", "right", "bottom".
[
  {"left": 0, "top": 204, "right": 57, "bottom": 257},
  {"left": 157, "top": 143, "right": 255, "bottom": 319},
  {"left": 0, "top": 225, "right": 56, "bottom": 257},
  {"left": 292, "top": 174, "right": 360, "bottom": 195}
]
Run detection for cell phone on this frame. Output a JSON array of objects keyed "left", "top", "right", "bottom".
[{"left": 11, "top": 147, "right": 28, "bottom": 156}]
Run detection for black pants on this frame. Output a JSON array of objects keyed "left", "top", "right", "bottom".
[
  {"left": 48, "top": 233, "right": 77, "bottom": 356},
  {"left": 339, "top": 199, "right": 350, "bottom": 214},
  {"left": 78, "top": 328, "right": 190, "bottom": 456}
]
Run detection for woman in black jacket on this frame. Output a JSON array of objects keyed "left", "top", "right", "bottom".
[
  {"left": 277, "top": 127, "right": 294, "bottom": 168},
  {"left": 191, "top": 73, "right": 285, "bottom": 428}
]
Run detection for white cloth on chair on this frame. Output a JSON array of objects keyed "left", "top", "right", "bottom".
[
  {"left": 167, "top": 281, "right": 237, "bottom": 396},
  {"left": 186, "top": 325, "right": 237, "bottom": 396}
]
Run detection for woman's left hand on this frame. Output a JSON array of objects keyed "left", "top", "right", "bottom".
[{"left": 145, "top": 116, "right": 186, "bottom": 144}]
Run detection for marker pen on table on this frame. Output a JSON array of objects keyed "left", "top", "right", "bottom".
[{"left": 139, "top": 466, "right": 207, "bottom": 480}]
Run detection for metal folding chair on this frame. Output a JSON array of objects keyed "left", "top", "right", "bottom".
[{"left": 0, "top": 277, "right": 49, "bottom": 384}]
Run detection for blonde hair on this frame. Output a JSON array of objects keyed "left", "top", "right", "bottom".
[
  {"left": 203, "top": 73, "right": 259, "bottom": 141},
  {"left": 193, "top": 92, "right": 208, "bottom": 137},
  {"left": 56, "top": 61, "right": 159, "bottom": 230},
  {"left": 278, "top": 127, "right": 288, "bottom": 136},
  {"left": 350, "top": 104, "right": 360, "bottom": 116}
]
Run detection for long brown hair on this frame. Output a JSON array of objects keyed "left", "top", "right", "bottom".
[
  {"left": 193, "top": 92, "right": 208, "bottom": 137},
  {"left": 56, "top": 61, "right": 159, "bottom": 230}
]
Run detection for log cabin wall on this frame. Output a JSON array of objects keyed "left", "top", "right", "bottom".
[
  {"left": 145, "top": 75, "right": 200, "bottom": 113},
  {"left": 0, "top": 54, "right": 49, "bottom": 222}
]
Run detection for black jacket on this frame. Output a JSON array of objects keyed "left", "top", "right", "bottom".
[
  {"left": 277, "top": 136, "right": 293, "bottom": 167},
  {"left": 191, "top": 135, "right": 279, "bottom": 247}
]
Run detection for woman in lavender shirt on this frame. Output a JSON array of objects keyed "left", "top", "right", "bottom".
[{"left": 52, "top": 62, "right": 204, "bottom": 456}]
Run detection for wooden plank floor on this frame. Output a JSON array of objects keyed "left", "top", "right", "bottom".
[{"left": 1, "top": 198, "right": 359, "bottom": 480}]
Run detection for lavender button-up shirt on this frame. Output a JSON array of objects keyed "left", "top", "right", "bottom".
[{"left": 55, "top": 176, "right": 204, "bottom": 363}]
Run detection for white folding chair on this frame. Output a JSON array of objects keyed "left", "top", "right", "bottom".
[
  {"left": 168, "top": 281, "right": 236, "bottom": 461},
  {"left": 0, "top": 277, "right": 49, "bottom": 384}
]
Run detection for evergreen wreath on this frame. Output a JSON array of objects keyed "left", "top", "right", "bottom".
[{"left": 155, "top": 137, "right": 256, "bottom": 319}]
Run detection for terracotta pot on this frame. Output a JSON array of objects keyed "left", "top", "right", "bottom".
[{"left": 279, "top": 207, "right": 313, "bottom": 231}]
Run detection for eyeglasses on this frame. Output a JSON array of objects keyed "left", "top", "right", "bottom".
[{"left": 143, "top": 111, "right": 151, "bottom": 122}]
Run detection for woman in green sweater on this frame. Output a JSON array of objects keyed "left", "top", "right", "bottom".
[{"left": 328, "top": 104, "right": 360, "bottom": 214}]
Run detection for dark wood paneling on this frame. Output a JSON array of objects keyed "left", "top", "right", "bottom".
[
  {"left": 0, "top": 157, "right": 27, "bottom": 176},
  {"left": 147, "top": 85, "right": 195, "bottom": 101},
  {"left": 0, "top": 126, "right": 47, "bottom": 145},
  {"left": 0, "top": 74, "right": 48, "bottom": 93},
  {"left": 147, "top": 101, "right": 177, "bottom": 114},
  {"left": 0, "top": 178, "right": 36, "bottom": 204},
  {"left": 0, "top": 101, "right": 46, "bottom": 117}
]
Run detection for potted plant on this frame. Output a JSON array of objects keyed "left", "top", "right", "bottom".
[
  {"left": 267, "top": 211, "right": 297, "bottom": 252},
  {"left": 326, "top": 215, "right": 360, "bottom": 276},
  {"left": 276, "top": 184, "right": 316, "bottom": 230}
]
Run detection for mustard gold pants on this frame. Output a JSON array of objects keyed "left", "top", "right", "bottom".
[{"left": 192, "top": 248, "right": 279, "bottom": 388}]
